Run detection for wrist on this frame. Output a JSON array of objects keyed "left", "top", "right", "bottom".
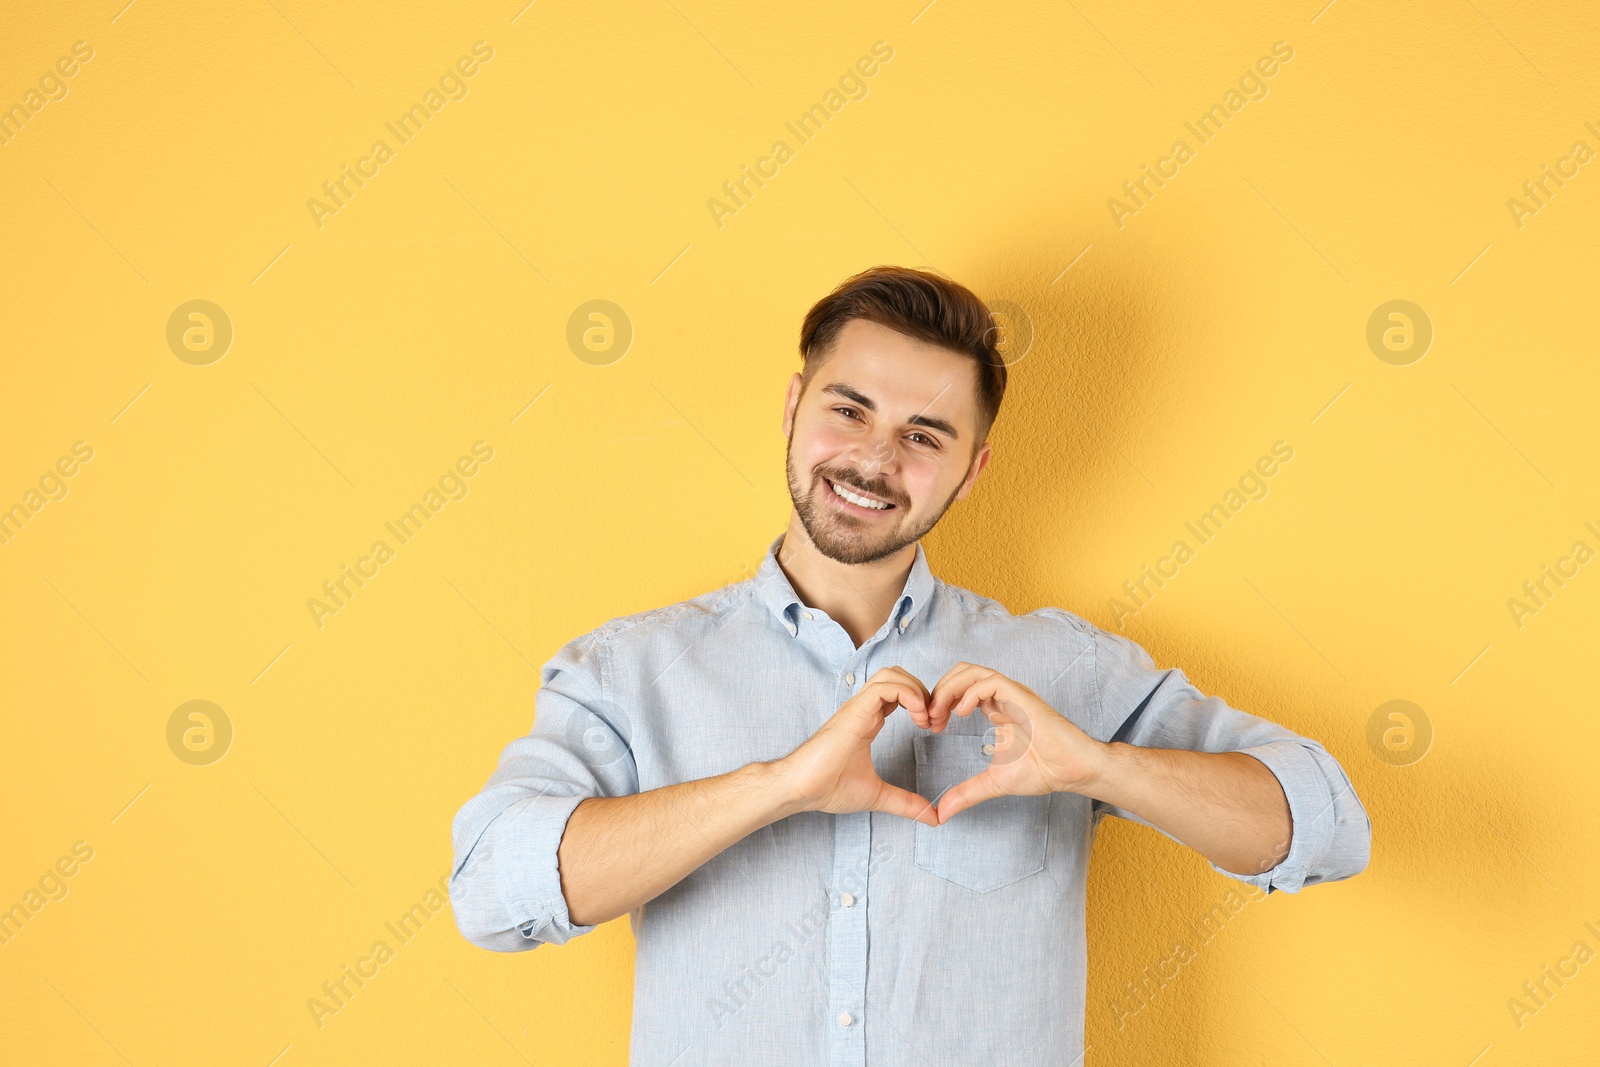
[
  {"left": 1076, "top": 740, "right": 1136, "bottom": 803},
  {"left": 745, "top": 758, "right": 809, "bottom": 821}
]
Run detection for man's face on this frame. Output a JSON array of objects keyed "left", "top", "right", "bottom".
[{"left": 782, "top": 318, "right": 992, "bottom": 565}]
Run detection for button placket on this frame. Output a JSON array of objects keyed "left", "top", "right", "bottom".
[{"left": 827, "top": 810, "right": 870, "bottom": 1065}]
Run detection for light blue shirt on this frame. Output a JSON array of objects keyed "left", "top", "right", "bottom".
[{"left": 449, "top": 532, "right": 1372, "bottom": 1066}]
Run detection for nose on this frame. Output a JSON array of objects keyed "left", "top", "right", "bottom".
[{"left": 849, "top": 429, "right": 902, "bottom": 482}]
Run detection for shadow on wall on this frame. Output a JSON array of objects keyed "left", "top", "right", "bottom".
[
  {"left": 925, "top": 247, "right": 1174, "bottom": 619},
  {"left": 921, "top": 247, "right": 1270, "bottom": 1057},
  {"left": 921, "top": 248, "right": 1548, "bottom": 1061}
]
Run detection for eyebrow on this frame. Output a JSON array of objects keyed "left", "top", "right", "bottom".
[{"left": 820, "top": 382, "right": 960, "bottom": 442}]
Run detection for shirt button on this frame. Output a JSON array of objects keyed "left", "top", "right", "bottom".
[
  {"left": 982, "top": 743, "right": 995, "bottom": 756},
  {"left": 786, "top": 622, "right": 797, "bottom": 635},
  {"left": 838, "top": 1012, "right": 853, "bottom": 1027},
  {"left": 802, "top": 611, "right": 814, "bottom": 620},
  {"left": 845, "top": 672, "right": 855, "bottom": 685},
  {"left": 840, "top": 893, "right": 855, "bottom": 907},
  {"left": 899, "top": 618, "right": 909, "bottom": 630}
]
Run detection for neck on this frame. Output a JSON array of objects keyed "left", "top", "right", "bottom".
[{"left": 777, "top": 513, "right": 916, "bottom": 648}]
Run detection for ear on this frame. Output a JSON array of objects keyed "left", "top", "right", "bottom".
[
  {"left": 781, "top": 372, "right": 804, "bottom": 437},
  {"left": 953, "top": 440, "right": 992, "bottom": 502}
]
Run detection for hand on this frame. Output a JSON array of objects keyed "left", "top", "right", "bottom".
[
  {"left": 774, "top": 666, "right": 940, "bottom": 827},
  {"left": 920, "top": 662, "right": 1109, "bottom": 824}
]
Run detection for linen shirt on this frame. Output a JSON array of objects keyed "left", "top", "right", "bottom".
[{"left": 449, "top": 531, "right": 1372, "bottom": 1066}]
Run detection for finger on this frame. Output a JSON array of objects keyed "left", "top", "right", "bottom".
[
  {"left": 929, "top": 661, "right": 982, "bottom": 705},
  {"left": 936, "top": 682, "right": 1046, "bottom": 767},
  {"left": 937, "top": 670, "right": 1013, "bottom": 721},
  {"left": 870, "top": 665, "right": 929, "bottom": 702},
  {"left": 873, "top": 782, "right": 941, "bottom": 827},
  {"left": 935, "top": 666, "right": 1027, "bottom": 723},
  {"left": 935, "top": 769, "right": 1005, "bottom": 824},
  {"left": 893, "top": 674, "right": 933, "bottom": 731},
  {"left": 927, "top": 663, "right": 989, "bottom": 725},
  {"left": 869, "top": 667, "right": 931, "bottom": 729},
  {"left": 928, "top": 660, "right": 974, "bottom": 705},
  {"left": 862, "top": 679, "right": 927, "bottom": 723},
  {"left": 958, "top": 675, "right": 1043, "bottom": 725},
  {"left": 906, "top": 698, "right": 930, "bottom": 731}
]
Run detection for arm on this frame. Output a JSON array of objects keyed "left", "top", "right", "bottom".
[
  {"left": 1082, "top": 744, "right": 1291, "bottom": 878},
  {"left": 453, "top": 755, "right": 800, "bottom": 948},
  {"left": 921, "top": 625, "right": 1371, "bottom": 895},
  {"left": 557, "top": 761, "right": 797, "bottom": 927},
  {"left": 1084, "top": 624, "right": 1372, "bottom": 893},
  {"left": 450, "top": 631, "right": 639, "bottom": 952},
  {"left": 560, "top": 666, "right": 937, "bottom": 927},
  {"left": 451, "top": 638, "right": 933, "bottom": 950}
]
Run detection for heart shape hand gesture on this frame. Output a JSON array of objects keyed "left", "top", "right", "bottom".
[
  {"left": 775, "top": 663, "right": 1108, "bottom": 827},
  {"left": 913, "top": 661, "right": 1107, "bottom": 823}
]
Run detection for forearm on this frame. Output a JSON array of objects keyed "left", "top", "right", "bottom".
[
  {"left": 559, "top": 760, "right": 802, "bottom": 927},
  {"left": 1085, "top": 743, "right": 1292, "bottom": 876}
]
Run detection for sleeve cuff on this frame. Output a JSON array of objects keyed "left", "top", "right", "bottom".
[
  {"left": 1220, "top": 740, "right": 1337, "bottom": 894},
  {"left": 489, "top": 792, "right": 598, "bottom": 945}
]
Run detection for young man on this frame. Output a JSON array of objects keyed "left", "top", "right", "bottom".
[{"left": 450, "top": 266, "right": 1372, "bottom": 1066}]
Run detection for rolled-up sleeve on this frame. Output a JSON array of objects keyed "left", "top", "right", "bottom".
[
  {"left": 449, "top": 629, "right": 639, "bottom": 951},
  {"left": 1083, "top": 623, "right": 1372, "bottom": 895}
]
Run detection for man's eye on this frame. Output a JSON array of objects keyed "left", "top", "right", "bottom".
[
  {"left": 835, "top": 407, "right": 860, "bottom": 420},
  {"left": 909, "top": 433, "right": 936, "bottom": 448}
]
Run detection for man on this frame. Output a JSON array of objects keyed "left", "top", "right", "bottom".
[{"left": 449, "top": 265, "right": 1372, "bottom": 1066}]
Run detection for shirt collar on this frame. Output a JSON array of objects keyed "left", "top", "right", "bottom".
[{"left": 753, "top": 531, "right": 935, "bottom": 636}]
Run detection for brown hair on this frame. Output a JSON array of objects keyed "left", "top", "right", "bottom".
[{"left": 797, "top": 265, "right": 1008, "bottom": 447}]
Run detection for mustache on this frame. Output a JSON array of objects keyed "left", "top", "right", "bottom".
[{"left": 818, "top": 468, "right": 900, "bottom": 507}]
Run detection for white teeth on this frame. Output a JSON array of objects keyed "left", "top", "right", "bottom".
[{"left": 830, "top": 479, "right": 890, "bottom": 510}]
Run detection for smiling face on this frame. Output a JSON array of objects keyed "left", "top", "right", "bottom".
[{"left": 782, "top": 318, "right": 993, "bottom": 565}]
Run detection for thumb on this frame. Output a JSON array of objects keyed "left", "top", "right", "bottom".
[
  {"left": 872, "top": 782, "right": 940, "bottom": 827},
  {"left": 934, "top": 770, "right": 1004, "bottom": 824}
]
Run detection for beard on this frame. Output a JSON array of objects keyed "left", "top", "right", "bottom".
[{"left": 784, "top": 431, "right": 964, "bottom": 566}]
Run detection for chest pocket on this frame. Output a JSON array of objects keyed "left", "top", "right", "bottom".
[{"left": 912, "top": 732, "right": 1050, "bottom": 893}]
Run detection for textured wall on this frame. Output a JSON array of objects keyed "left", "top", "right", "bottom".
[{"left": 2, "top": 1, "right": 1596, "bottom": 1064}]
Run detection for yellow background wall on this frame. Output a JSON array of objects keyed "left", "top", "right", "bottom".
[{"left": 2, "top": 0, "right": 1596, "bottom": 1063}]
